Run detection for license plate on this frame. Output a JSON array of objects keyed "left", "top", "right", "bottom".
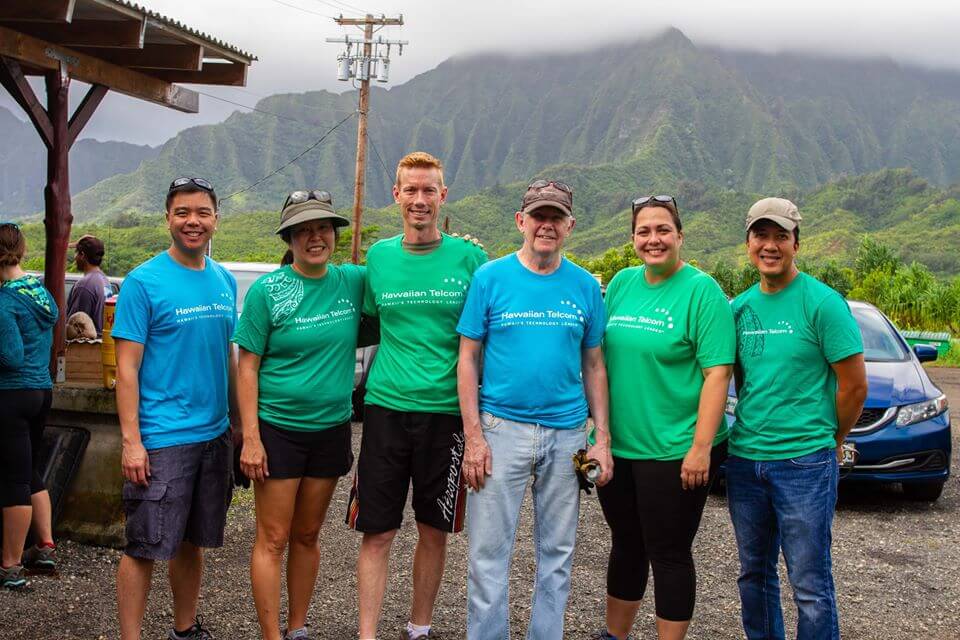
[{"left": 840, "top": 442, "right": 857, "bottom": 467}]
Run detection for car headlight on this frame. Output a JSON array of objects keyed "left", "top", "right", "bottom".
[
  {"left": 896, "top": 394, "right": 948, "bottom": 427},
  {"left": 725, "top": 396, "right": 738, "bottom": 417}
]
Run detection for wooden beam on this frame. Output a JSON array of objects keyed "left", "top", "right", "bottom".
[
  {"left": 147, "top": 61, "right": 247, "bottom": 86},
  {"left": 72, "top": 44, "right": 203, "bottom": 70},
  {"left": 1, "top": 18, "right": 146, "bottom": 48},
  {"left": 0, "top": 25, "right": 199, "bottom": 112},
  {"left": 0, "top": 0, "right": 75, "bottom": 23},
  {"left": 68, "top": 83, "right": 108, "bottom": 147},
  {"left": 0, "top": 56, "right": 53, "bottom": 146}
]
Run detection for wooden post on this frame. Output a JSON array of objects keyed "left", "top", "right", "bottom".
[
  {"left": 43, "top": 68, "right": 71, "bottom": 380},
  {"left": 349, "top": 16, "right": 373, "bottom": 265}
]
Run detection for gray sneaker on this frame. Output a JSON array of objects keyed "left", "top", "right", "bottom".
[
  {"left": 0, "top": 564, "right": 26, "bottom": 590},
  {"left": 168, "top": 616, "right": 214, "bottom": 640},
  {"left": 283, "top": 627, "right": 316, "bottom": 640},
  {"left": 399, "top": 631, "right": 438, "bottom": 640},
  {"left": 22, "top": 544, "right": 56, "bottom": 573}
]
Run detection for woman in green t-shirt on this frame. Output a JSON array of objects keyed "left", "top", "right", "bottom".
[
  {"left": 232, "top": 190, "right": 365, "bottom": 640},
  {"left": 592, "top": 196, "right": 736, "bottom": 640}
]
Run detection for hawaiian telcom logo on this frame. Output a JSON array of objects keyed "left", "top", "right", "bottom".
[{"left": 560, "top": 299, "right": 586, "bottom": 324}]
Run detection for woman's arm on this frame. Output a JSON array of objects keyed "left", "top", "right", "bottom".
[
  {"left": 237, "top": 347, "right": 268, "bottom": 482},
  {"left": 680, "top": 364, "right": 733, "bottom": 490}
]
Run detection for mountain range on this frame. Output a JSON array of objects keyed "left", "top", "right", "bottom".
[
  {"left": 42, "top": 27, "right": 960, "bottom": 223},
  {"left": 0, "top": 107, "right": 157, "bottom": 215}
]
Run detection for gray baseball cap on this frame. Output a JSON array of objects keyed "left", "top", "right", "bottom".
[{"left": 745, "top": 197, "right": 802, "bottom": 231}]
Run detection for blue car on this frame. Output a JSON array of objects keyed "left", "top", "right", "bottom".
[{"left": 725, "top": 300, "right": 952, "bottom": 501}]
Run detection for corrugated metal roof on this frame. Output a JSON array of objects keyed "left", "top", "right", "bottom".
[{"left": 100, "top": 0, "right": 257, "bottom": 61}]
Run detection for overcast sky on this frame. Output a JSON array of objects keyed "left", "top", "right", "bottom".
[{"left": 3, "top": 0, "right": 959, "bottom": 146}]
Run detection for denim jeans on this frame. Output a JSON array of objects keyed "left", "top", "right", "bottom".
[
  {"left": 726, "top": 448, "right": 840, "bottom": 640},
  {"left": 466, "top": 412, "right": 586, "bottom": 640}
]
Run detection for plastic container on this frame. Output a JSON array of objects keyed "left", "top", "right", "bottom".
[{"left": 101, "top": 295, "right": 117, "bottom": 389}]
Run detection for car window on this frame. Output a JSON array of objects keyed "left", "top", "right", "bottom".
[
  {"left": 851, "top": 307, "right": 909, "bottom": 362},
  {"left": 233, "top": 270, "right": 265, "bottom": 313}
]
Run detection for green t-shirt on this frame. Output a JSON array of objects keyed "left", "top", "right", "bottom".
[
  {"left": 231, "top": 264, "right": 365, "bottom": 431},
  {"left": 604, "top": 264, "right": 735, "bottom": 460},
  {"left": 730, "top": 272, "right": 863, "bottom": 460},
  {"left": 363, "top": 234, "right": 487, "bottom": 414}
]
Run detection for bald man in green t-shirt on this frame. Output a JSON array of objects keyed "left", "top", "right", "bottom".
[{"left": 347, "top": 152, "right": 487, "bottom": 640}]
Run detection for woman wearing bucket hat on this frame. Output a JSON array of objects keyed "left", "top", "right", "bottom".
[
  {"left": 232, "top": 190, "right": 365, "bottom": 640},
  {"left": 590, "top": 196, "right": 735, "bottom": 640}
]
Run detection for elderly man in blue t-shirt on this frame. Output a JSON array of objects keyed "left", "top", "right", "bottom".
[
  {"left": 456, "top": 180, "right": 613, "bottom": 640},
  {"left": 112, "top": 177, "right": 237, "bottom": 640}
]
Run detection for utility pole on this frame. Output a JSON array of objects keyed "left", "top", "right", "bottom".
[{"left": 328, "top": 15, "right": 406, "bottom": 264}]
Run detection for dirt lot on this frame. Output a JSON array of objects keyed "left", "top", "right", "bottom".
[{"left": 3, "top": 369, "right": 959, "bottom": 639}]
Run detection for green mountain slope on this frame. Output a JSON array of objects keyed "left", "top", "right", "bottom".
[{"left": 70, "top": 28, "right": 960, "bottom": 221}]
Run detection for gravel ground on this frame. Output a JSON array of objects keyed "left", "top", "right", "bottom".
[{"left": 3, "top": 368, "right": 960, "bottom": 639}]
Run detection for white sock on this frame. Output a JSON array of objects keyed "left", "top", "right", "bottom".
[{"left": 407, "top": 621, "right": 431, "bottom": 638}]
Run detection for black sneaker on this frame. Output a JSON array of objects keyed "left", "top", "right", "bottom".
[
  {"left": 588, "top": 631, "right": 628, "bottom": 640},
  {"left": 168, "top": 616, "right": 214, "bottom": 640},
  {"left": 0, "top": 564, "right": 27, "bottom": 590},
  {"left": 399, "top": 631, "right": 440, "bottom": 640}
]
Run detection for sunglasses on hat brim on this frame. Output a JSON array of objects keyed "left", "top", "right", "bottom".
[{"left": 283, "top": 190, "right": 333, "bottom": 210}]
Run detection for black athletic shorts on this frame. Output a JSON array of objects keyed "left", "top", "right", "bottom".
[
  {"left": 346, "top": 404, "right": 466, "bottom": 534},
  {"left": 258, "top": 419, "right": 353, "bottom": 479}
]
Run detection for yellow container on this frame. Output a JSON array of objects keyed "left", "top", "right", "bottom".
[{"left": 101, "top": 296, "right": 117, "bottom": 389}]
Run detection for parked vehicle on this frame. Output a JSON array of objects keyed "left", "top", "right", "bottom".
[
  {"left": 218, "top": 261, "right": 278, "bottom": 314},
  {"left": 28, "top": 271, "right": 123, "bottom": 299},
  {"left": 726, "top": 300, "right": 951, "bottom": 501}
]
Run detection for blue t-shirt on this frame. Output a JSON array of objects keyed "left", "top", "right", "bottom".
[
  {"left": 457, "top": 254, "right": 604, "bottom": 429},
  {"left": 112, "top": 252, "right": 237, "bottom": 450}
]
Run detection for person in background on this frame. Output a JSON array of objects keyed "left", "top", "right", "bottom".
[
  {"left": 66, "top": 234, "right": 112, "bottom": 335},
  {"left": 233, "top": 190, "right": 364, "bottom": 640},
  {"left": 591, "top": 196, "right": 735, "bottom": 640},
  {"left": 727, "top": 197, "right": 867, "bottom": 640},
  {"left": 0, "top": 221, "right": 59, "bottom": 589},
  {"left": 113, "top": 177, "right": 238, "bottom": 640}
]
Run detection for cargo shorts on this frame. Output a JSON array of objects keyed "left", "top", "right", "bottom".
[{"left": 122, "top": 431, "right": 233, "bottom": 561}]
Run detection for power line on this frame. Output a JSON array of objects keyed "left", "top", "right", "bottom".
[
  {"left": 218, "top": 111, "right": 357, "bottom": 205},
  {"left": 196, "top": 90, "right": 355, "bottom": 126},
  {"left": 265, "top": 0, "right": 335, "bottom": 18},
  {"left": 368, "top": 134, "right": 393, "bottom": 190},
  {"left": 312, "top": 0, "right": 375, "bottom": 16}
]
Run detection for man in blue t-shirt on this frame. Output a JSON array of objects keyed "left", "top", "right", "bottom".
[
  {"left": 456, "top": 180, "right": 613, "bottom": 640},
  {"left": 112, "top": 178, "right": 237, "bottom": 640}
]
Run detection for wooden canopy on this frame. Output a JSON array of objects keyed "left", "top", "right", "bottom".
[{"left": 0, "top": 0, "right": 256, "bottom": 379}]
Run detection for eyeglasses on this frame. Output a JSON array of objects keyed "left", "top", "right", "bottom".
[
  {"left": 631, "top": 195, "right": 676, "bottom": 214},
  {"left": 283, "top": 190, "right": 333, "bottom": 210},
  {"left": 528, "top": 179, "right": 572, "bottom": 194},
  {"left": 168, "top": 177, "right": 214, "bottom": 192}
]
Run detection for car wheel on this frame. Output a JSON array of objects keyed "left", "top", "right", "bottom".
[{"left": 902, "top": 481, "right": 945, "bottom": 502}]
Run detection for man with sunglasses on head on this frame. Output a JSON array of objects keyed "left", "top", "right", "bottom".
[
  {"left": 456, "top": 179, "right": 612, "bottom": 640},
  {"left": 113, "top": 177, "right": 238, "bottom": 640},
  {"left": 348, "top": 152, "right": 487, "bottom": 640}
]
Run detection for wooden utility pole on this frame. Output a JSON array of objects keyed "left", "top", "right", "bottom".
[{"left": 332, "top": 14, "right": 404, "bottom": 264}]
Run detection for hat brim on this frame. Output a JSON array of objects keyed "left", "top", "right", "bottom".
[
  {"left": 747, "top": 215, "right": 799, "bottom": 232},
  {"left": 276, "top": 203, "right": 351, "bottom": 234},
  {"left": 521, "top": 200, "right": 573, "bottom": 217}
]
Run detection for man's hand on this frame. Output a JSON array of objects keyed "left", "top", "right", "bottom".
[
  {"left": 584, "top": 441, "right": 614, "bottom": 487},
  {"left": 121, "top": 441, "right": 151, "bottom": 486},
  {"left": 680, "top": 443, "right": 711, "bottom": 490},
  {"left": 451, "top": 232, "right": 485, "bottom": 249},
  {"left": 462, "top": 433, "right": 492, "bottom": 491},
  {"left": 240, "top": 436, "right": 269, "bottom": 482}
]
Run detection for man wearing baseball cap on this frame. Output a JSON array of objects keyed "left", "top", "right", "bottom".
[
  {"left": 726, "top": 197, "right": 867, "bottom": 640},
  {"left": 66, "top": 234, "right": 112, "bottom": 335},
  {"left": 456, "top": 179, "right": 612, "bottom": 639}
]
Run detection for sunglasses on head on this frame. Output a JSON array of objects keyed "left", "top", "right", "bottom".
[
  {"left": 631, "top": 195, "right": 676, "bottom": 214},
  {"left": 528, "top": 179, "right": 572, "bottom": 194},
  {"left": 0, "top": 221, "right": 20, "bottom": 230},
  {"left": 168, "top": 177, "right": 214, "bottom": 193},
  {"left": 283, "top": 190, "right": 333, "bottom": 210}
]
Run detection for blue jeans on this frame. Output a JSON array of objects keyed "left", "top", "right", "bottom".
[
  {"left": 466, "top": 412, "right": 586, "bottom": 640},
  {"left": 726, "top": 448, "right": 840, "bottom": 640}
]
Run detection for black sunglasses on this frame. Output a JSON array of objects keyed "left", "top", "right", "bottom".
[
  {"left": 283, "top": 190, "right": 333, "bottom": 210},
  {"left": 528, "top": 179, "right": 572, "bottom": 194},
  {"left": 631, "top": 195, "right": 676, "bottom": 214},
  {"left": 168, "top": 177, "right": 214, "bottom": 192}
]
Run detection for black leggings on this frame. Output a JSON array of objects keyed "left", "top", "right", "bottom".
[
  {"left": 597, "top": 441, "right": 727, "bottom": 621},
  {"left": 0, "top": 388, "right": 51, "bottom": 507}
]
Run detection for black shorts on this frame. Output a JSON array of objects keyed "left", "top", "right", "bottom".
[
  {"left": 346, "top": 404, "right": 466, "bottom": 534},
  {"left": 259, "top": 419, "right": 353, "bottom": 479}
]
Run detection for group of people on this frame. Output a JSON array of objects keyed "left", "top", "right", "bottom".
[{"left": 0, "top": 149, "right": 868, "bottom": 640}]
